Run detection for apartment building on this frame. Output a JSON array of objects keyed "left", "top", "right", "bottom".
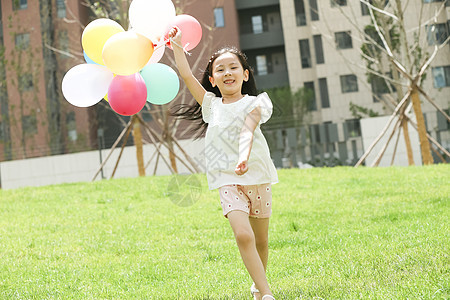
[
  {"left": 282, "top": 1, "right": 448, "bottom": 126},
  {"left": 235, "top": 0, "right": 289, "bottom": 90},
  {"left": 0, "top": 0, "right": 94, "bottom": 161}
]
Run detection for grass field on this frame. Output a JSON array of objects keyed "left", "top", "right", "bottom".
[{"left": 0, "top": 165, "right": 448, "bottom": 299}]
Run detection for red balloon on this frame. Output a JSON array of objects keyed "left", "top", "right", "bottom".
[
  {"left": 166, "top": 15, "right": 202, "bottom": 51},
  {"left": 108, "top": 73, "right": 147, "bottom": 116}
]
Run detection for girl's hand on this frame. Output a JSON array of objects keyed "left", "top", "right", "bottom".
[
  {"left": 167, "top": 26, "right": 182, "bottom": 49},
  {"left": 235, "top": 160, "right": 249, "bottom": 175}
]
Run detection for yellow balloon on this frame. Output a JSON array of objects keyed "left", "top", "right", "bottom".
[
  {"left": 102, "top": 31, "right": 154, "bottom": 76},
  {"left": 82, "top": 18, "right": 124, "bottom": 65}
]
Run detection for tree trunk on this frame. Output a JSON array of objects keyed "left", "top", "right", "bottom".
[
  {"left": 401, "top": 118, "right": 414, "bottom": 165},
  {"left": 132, "top": 115, "right": 145, "bottom": 176},
  {"left": 164, "top": 108, "right": 178, "bottom": 174},
  {"left": 410, "top": 87, "right": 433, "bottom": 165},
  {"left": 379, "top": 6, "right": 416, "bottom": 166}
]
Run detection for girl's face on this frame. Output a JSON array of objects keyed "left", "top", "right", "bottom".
[{"left": 209, "top": 52, "right": 249, "bottom": 98}]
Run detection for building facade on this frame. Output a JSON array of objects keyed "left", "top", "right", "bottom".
[
  {"left": 0, "top": 0, "right": 448, "bottom": 166},
  {"left": 276, "top": 0, "right": 449, "bottom": 165},
  {"left": 0, "top": 0, "right": 96, "bottom": 161},
  {"left": 233, "top": 0, "right": 449, "bottom": 165}
]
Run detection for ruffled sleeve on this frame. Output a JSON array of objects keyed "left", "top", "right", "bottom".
[
  {"left": 247, "top": 92, "right": 273, "bottom": 124},
  {"left": 201, "top": 92, "right": 216, "bottom": 123}
]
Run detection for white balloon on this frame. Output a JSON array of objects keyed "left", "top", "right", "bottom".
[
  {"left": 129, "top": 0, "right": 176, "bottom": 42},
  {"left": 62, "top": 64, "right": 114, "bottom": 107}
]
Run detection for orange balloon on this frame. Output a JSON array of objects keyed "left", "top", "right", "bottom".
[{"left": 102, "top": 31, "right": 154, "bottom": 76}]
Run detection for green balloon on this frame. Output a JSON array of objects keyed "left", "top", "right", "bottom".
[{"left": 140, "top": 63, "right": 180, "bottom": 105}]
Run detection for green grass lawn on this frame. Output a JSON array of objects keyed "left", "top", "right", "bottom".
[{"left": 0, "top": 165, "right": 448, "bottom": 299}]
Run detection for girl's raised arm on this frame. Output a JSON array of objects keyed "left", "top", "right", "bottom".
[{"left": 168, "top": 27, "right": 206, "bottom": 105}]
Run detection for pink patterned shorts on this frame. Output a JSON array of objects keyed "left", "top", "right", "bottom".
[{"left": 218, "top": 183, "right": 272, "bottom": 219}]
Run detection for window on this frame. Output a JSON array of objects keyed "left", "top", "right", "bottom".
[
  {"left": 432, "top": 66, "right": 450, "bottom": 88},
  {"left": 335, "top": 31, "right": 353, "bottom": 49},
  {"left": 345, "top": 119, "right": 361, "bottom": 137},
  {"left": 361, "top": 1, "right": 370, "bottom": 15},
  {"left": 294, "top": 0, "right": 306, "bottom": 26},
  {"left": 361, "top": 0, "right": 388, "bottom": 15},
  {"left": 57, "top": 0, "right": 66, "bottom": 18},
  {"left": 437, "top": 109, "right": 450, "bottom": 131},
  {"left": 22, "top": 115, "right": 37, "bottom": 135},
  {"left": 299, "top": 39, "right": 311, "bottom": 68},
  {"left": 66, "top": 111, "right": 77, "bottom": 141},
  {"left": 0, "top": 122, "right": 3, "bottom": 141},
  {"left": 340, "top": 74, "right": 358, "bottom": 93},
  {"left": 141, "top": 104, "right": 153, "bottom": 122},
  {"left": 59, "top": 30, "right": 69, "bottom": 54},
  {"left": 331, "top": 0, "right": 347, "bottom": 7},
  {"left": 252, "top": 15, "right": 263, "bottom": 34},
  {"left": 371, "top": 77, "right": 388, "bottom": 102},
  {"left": 371, "top": 73, "right": 396, "bottom": 102},
  {"left": 313, "top": 35, "right": 324, "bottom": 64},
  {"left": 13, "top": 0, "right": 27, "bottom": 10},
  {"left": 426, "top": 23, "right": 449, "bottom": 45},
  {"left": 15, "top": 33, "right": 30, "bottom": 49},
  {"left": 309, "top": 0, "right": 319, "bottom": 21},
  {"left": 214, "top": 7, "right": 225, "bottom": 28},
  {"left": 19, "top": 73, "right": 33, "bottom": 91},
  {"left": 318, "top": 78, "right": 330, "bottom": 108},
  {"left": 256, "top": 55, "right": 268, "bottom": 75},
  {"left": 304, "top": 81, "right": 316, "bottom": 111}
]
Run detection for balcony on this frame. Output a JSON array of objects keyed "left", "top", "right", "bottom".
[
  {"left": 255, "top": 71, "right": 289, "bottom": 90},
  {"left": 240, "top": 30, "right": 284, "bottom": 51},
  {"left": 235, "top": 0, "right": 280, "bottom": 10}
]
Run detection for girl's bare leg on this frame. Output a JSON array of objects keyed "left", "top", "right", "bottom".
[
  {"left": 250, "top": 217, "right": 270, "bottom": 270},
  {"left": 249, "top": 217, "right": 270, "bottom": 299},
  {"left": 227, "top": 211, "right": 273, "bottom": 297}
]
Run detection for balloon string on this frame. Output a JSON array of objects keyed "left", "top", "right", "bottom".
[
  {"left": 167, "top": 38, "right": 192, "bottom": 56},
  {"left": 154, "top": 43, "right": 165, "bottom": 51}
]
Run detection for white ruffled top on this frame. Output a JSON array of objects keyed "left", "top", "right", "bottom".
[{"left": 201, "top": 92, "right": 279, "bottom": 190}]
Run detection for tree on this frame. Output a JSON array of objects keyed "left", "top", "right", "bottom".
[
  {"left": 329, "top": 0, "right": 450, "bottom": 166},
  {"left": 263, "top": 86, "right": 313, "bottom": 129}
]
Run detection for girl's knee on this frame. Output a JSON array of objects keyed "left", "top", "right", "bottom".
[{"left": 234, "top": 229, "right": 255, "bottom": 246}]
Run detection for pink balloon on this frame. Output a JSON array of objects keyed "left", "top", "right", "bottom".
[
  {"left": 166, "top": 15, "right": 202, "bottom": 51},
  {"left": 108, "top": 73, "right": 147, "bottom": 116}
]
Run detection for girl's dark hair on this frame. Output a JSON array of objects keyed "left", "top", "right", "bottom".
[{"left": 170, "top": 47, "right": 257, "bottom": 139}]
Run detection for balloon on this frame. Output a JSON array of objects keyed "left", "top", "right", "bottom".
[
  {"left": 102, "top": 31, "right": 154, "bottom": 76},
  {"left": 108, "top": 73, "right": 147, "bottom": 116},
  {"left": 62, "top": 64, "right": 114, "bottom": 107},
  {"left": 83, "top": 51, "right": 99, "bottom": 65},
  {"left": 145, "top": 38, "right": 166, "bottom": 66},
  {"left": 166, "top": 15, "right": 202, "bottom": 51},
  {"left": 140, "top": 63, "right": 179, "bottom": 105},
  {"left": 129, "top": 0, "right": 176, "bottom": 42},
  {"left": 82, "top": 18, "right": 124, "bottom": 65}
]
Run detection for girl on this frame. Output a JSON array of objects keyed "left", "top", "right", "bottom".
[{"left": 168, "top": 27, "right": 278, "bottom": 300}]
